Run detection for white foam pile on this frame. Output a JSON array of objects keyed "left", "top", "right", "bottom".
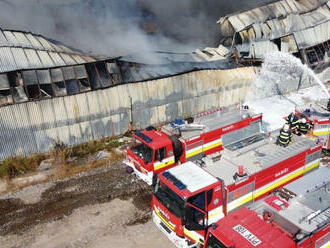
[{"left": 245, "top": 52, "right": 329, "bottom": 132}]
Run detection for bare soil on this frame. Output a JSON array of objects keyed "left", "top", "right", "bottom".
[{"left": 0, "top": 162, "right": 173, "bottom": 248}]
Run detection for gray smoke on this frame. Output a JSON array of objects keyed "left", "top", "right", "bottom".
[{"left": 0, "top": 0, "right": 275, "bottom": 57}]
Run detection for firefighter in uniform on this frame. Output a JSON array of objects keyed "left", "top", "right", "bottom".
[
  {"left": 277, "top": 124, "right": 292, "bottom": 147},
  {"left": 297, "top": 118, "right": 311, "bottom": 135},
  {"left": 286, "top": 112, "right": 300, "bottom": 133}
]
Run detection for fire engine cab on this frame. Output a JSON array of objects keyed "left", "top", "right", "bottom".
[
  {"left": 204, "top": 165, "right": 330, "bottom": 248},
  {"left": 295, "top": 98, "right": 330, "bottom": 149},
  {"left": 152, "top": 129, "right": 322, "bottom": 248},
  {"left": 124, "top": 105, "right": 262, "bottom": 185}
]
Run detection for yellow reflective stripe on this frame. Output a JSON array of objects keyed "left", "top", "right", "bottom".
[
  {"left": 154, "top": 159, "right": 175, "bottom": 171},
  {"left": 304, "top": 160, "right": 320, "bottom": 173},
  {"left": 186, "top": 141, "right": 222, "bottom": 159},
  {"left": 186, "top": 147, "right": 204, "bottom": 159},
  {"left": 229, "top": 161, "right": 320, "bottom": 210},
  {"left": 253, "top": 161, "right": 320, "bottom": 200},
  {"left": 313, "top": 130, "right": 330, "bottom": 135},
  {"left": 154, "top": 209, "right": 175, "bottom": 230},
  {"left": 204, "top": 141, "right": 222, "bottom": 152}
]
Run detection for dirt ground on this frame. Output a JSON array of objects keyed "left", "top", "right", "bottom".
[
  {"left": 0, "top": 155, "right": 329, "bottom": 248},
  {"left": 0, "top": 162, "right": 173, "bottom": 248}
]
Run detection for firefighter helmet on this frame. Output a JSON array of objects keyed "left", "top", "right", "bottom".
[
  {"left": 283, "top": 124, "right": 290, "bottom": 131},
  {"left": 301, "top": 118, "right": 306, "bottom": 124}
]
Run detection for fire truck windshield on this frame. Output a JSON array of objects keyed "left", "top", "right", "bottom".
[
  {"left": 131, "top": 138, "right": 153, "bottom": 164},
  {"left": 205, "top": 233, "right": 228, "bottom": 248},
  {"left": 154, "top": 177, "right": 185, "bottom": 219}
]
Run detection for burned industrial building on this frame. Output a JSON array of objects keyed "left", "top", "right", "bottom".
[
  {"left": 0, "top": 27, "right": 261, "bottom": 160},
  {"left": 0, "top": 0, "right": 329, "bottom": 161},
  {"left": 216, "top": 0, "right": 330, "bottom": 67}
]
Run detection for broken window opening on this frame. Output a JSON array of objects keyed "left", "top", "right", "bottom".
[
  {"left": 39, "top": 84, "right": 53, "bottom": 98},
  {"left": 106, "top": 62, "right": 122, "bottom": 85},
  {"left": 53, "top": 81, "right": 67, "bottom": 97},
  {"left": 73, "top": 65, "right": 91, "bottom": 92},
  {"left": 26, "top": 84, "right": 41, "bottom": 100},
  {"left": 78, "top": 78, "right": 91, "bottom": 92},
  {"left": 51, "top": 68, "right": 67, "bottom": 97},
  {"left": 234, "top": 32, "right": 242, "bottom": 45},
  {"left": 95, "top": 62, "right": 111, "bottom": 88},
  {"left": 7, "top": 71, "right": 28, "bottom": 103},
  {"left": 22, "top": 70, "right": 41, "bottom": 100},
  {"left": 36, "top": 69, "right": 54, "bottom": 98},
  {"left": 85, "top": 64, "right": 102, "bottom": 90},
  {"left": 0, "top": 89, "right": 13, "bottom": 106},
  {"left": 306, "top": 49, "right": 318, "bottom": 65}
]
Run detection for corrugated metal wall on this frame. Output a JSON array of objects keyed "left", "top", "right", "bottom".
[{"left": 0, "top": 67, "right": 258, "bottom": 160}]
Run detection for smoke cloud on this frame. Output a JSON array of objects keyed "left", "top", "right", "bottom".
[{"left": 0, "top": 0, "right": 275, "bottom": 57}]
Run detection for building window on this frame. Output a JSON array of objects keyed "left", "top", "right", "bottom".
[
  {"left": 106, "top": 62, "right": 122, "bottom": 85},
  {"left": 51, "top": 68, "right": 67, "bottom": 96},
  {"left": 85, "top": 64, "right": 102, "bottom": 89},
  {"left": 36, "top": 69, "right": 53, "bottom": 98},
  {"left": 62, "top": 67, "right": 79, "bottom": 95},
  {"left": 7, "top": 72, "right": 28, "bottom": 103},
  {"left": 95, "top": 62, "right": 111, "bottom": 88},
  {"left": 0, "top": 74, "right": 13, "bottom": 106},
  {"left": 22, "top": 70, "right": 41, "bottom": 100},
  {"left": 74, "top": 65, "right": 91, "bottom": 92}
]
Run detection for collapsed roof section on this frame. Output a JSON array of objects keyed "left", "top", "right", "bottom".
[
  {"left": 217, "top": 0, "right": 330, "bottom": 67},
  {"left": 0, "top": 28, "right": 236, "bottom": 108}
]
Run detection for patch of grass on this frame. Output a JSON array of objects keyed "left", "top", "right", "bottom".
[
  {"left": 0, "top": 136, "right": 128, "bottom": 180},
  {"left": 64, "top": 137, "right": 125, "bottom": 159},
  {"left": 0, "top": 154, "right": 47, "bottom": 179}
]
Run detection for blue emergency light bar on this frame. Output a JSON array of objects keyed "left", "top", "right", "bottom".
[
  {"left": 135, "top": 131, "right": 152, "bottom": 143},
  {"left": 163, "top": 171, "right": 186, "bottom": 190}
]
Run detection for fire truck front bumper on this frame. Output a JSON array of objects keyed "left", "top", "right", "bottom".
[
  {"left": 152, "top": 211, "right": 196, "bottom": 248},
  {"left": 123, "top": 159, "right": 153, "bottom": 185}
]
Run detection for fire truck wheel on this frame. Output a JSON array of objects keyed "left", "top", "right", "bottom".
[{"left": 263, "top": 211, "right": 273, "bottom": 222}]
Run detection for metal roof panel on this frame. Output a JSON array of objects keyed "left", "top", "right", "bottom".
[
  {"left": 0, "top": 47, "right": 17, "bottom": 71},
  {"left": 294, "top": 20, "right": 330, "bottom": 48},
  {"left": 59, "top": 53, "right": 76, "bottom": 65},
  {"left": 48, "top": 52, "right": 66, "bottom": 66},
  {"left": 12, "top": 32, "right": 32, "bottom": 48},
  {"left": 11, "top": 47, "right": 30, "bottom": 69},
  {"left": 0, "top": 30, "right": 8, "bottom": 46},
  {"left": 71, "top": 54, "right": 86, "bottom": 64},
  {"left": 36, "top": 50, "right": 55, "bottom": 67},
  {"left": 36, "top": 36, "right": 54, "bottom": 51},
  {"left": 24, "top": 48, "right": 42, "bottom": 68},
  {"left": 3, "top": 31, "right": 19, "bottom": 47},
  {"left": 25, "top": 33, "right": 44, "bottom": 50}
]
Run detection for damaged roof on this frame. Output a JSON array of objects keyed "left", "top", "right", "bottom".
[
  {"left": 218, "top": 0, "right": 330, "bottom": 51},
  {"left": 0, "top": 28, "right": 105, "bottom": 73},
  {"left": 118, "top": 51, "right": 235, "bottom": 83}
]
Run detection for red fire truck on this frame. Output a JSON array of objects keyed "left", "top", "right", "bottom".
[
  {"left": 204, "top": 166, "right": 330, "bottom": 248},
  {"left": 294, "top": 98, "right": 330, "bottom": 149},
  {"left": 152, "top": 130, "right": 322, "bottom": 248},
  {"left": 124, "top": 105, "right": 262, "bottom": 185}
]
